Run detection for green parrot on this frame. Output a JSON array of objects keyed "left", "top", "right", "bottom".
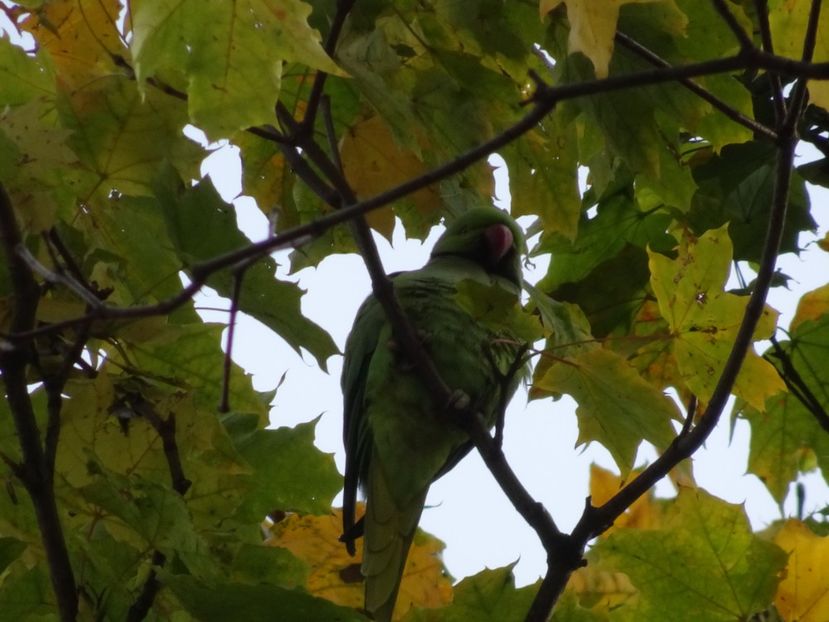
[{"left": 341, "top": 207, "right": 526, "bottom": 621}]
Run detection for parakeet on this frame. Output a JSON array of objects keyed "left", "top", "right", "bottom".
[{"left": 341, "top": 208, "right": 526, "bottom": 621}]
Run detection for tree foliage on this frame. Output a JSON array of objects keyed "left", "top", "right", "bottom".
[{"left": 0, "top": 0, "right": 828, "bottom": 621}]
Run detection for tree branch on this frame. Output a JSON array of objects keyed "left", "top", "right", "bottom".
[
  {"left": 219, "top": 261, "right": 252, "bottom": 414},
  {"left": 614, "top": 31, "right": 778, "bottom": 140},
  {"left": 299, "top": 0, "right": 356, "bottom": 134},
  {"left": 766, "top": 337, "right": 829, "bottom": 433},
  {"left": 7, "top": 47, "right": 827, "bottom": 347},
  {"left": 784, "top": 0, "right": 822, "bottom": 132},
  {"left": 753, "top": 0, "right": 787, "bottom": 121},
  {"left": 0, "top": 184, "right": 78, "bottom": 622},
  {"left": 711, "top": 0, "right": 755, "bottom": 50},
  {"left": 126, "top": 400, "right": 191, "bottom": 622}
]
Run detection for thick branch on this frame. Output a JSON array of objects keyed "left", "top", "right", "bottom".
[
  {"left": 525, "top": 66, "right": 802, "bottom": 620},
  {"left": 0, "top": 185, "right": 78, "bottom": 622}
]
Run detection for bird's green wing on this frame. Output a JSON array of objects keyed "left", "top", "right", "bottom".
[{"left": 340, "top": 293, "right": 385, "bottom": 554}]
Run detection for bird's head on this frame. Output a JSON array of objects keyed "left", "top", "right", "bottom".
[{"left": 429, "top": 208, "right": 525, "bottom": 287}]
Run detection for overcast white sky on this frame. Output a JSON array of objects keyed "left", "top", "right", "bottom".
[{"left": 194, "top": 139, "right": 829, "bottom": 586}]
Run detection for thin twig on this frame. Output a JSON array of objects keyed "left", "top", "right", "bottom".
[
  {"left": 219, "top": 263, "right": 250, "bottom": 413},
  {"left": 16, "top": 245, "right": 103, "bottom": 309},
  {"left": 766, "top": 337, "right": 829, "bottom": 433},
  {"left": 784, "top": 0, "right": 823, "bottom": 132},
  {"left": 676, "top": 395, "right": 698, "bottom": 438},
  {"left": 614, "top": 32, "right": 777, "bottom": 140},
  {"left": 754, "top": 0, "right": 787, "bottom": 121},
  {"left": 495, "top": 344, "right": 530, "bottom": 448},
  {"left": 300, "top": 0, "right": 356, "bottom": 133},
  {"left": 126, "top": 401, "right": 191, "bottom": 621},
  {"left": 711, "top": 0, "right": 755, "bottom": 50},
  {"left": 126, "top": 550, "right": 166, "bottom": 622},
  {"left": 322, "top": 95, "right": 344, "bottom": 173},
  {"left": 47, "top": 229, "right": 92, "bottom": 288}
]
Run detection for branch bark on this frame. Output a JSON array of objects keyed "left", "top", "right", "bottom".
[{"left": 0, "top": 184, "right": 78, "bottom": 622}]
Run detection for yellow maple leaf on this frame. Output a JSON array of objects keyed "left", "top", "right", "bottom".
[
  {"left": 773, "top": 519, "right": 829, "bottom": 622},
  {"left": 790, "top": 283, "right": 829, "bottom": 331},
  {"left": 264, "top": 507, "right": 452, "bottom": 620},
  {"left": 22, "top": 0, "right": 123, "bottom": 88},
  {"left": 770, "top": 0, "right": 829, "bottom": 111},
  {"left": 567, "top": 565, "right": 638, "bottom": 612},
  {"left": 340, "top": 116, "right": 441, "bottom": 240},
  {"left": 540, "top": 0, "right": 670, "bottom": 78},
  {"left": 589, "top": 464, "right": 666, "bottom": 534},
  {"left": 648, "top": 226, "right": 785, "bottom": 410}
]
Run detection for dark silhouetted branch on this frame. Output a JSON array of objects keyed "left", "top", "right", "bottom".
[
  {"left": 614, "top": 31, "right": 778, "bottom": 140},
  {"left": 0, "top": 184, "right": 78, "bottom": 622},
  {"left": 711, "top": 0, "right": 755, "bottom": 50},
  {"left": 754, "top": 0, "right": 787, "bottom": 121},
  {"left": 766, "top": 337, "right": 829, "bottom": 433}
]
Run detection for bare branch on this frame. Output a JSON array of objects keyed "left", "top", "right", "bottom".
[
  {"left": 784, "top": 0, "right": 823, "bottom": 131},
  {"left": 679, "top": 395, "right": 698, "bottom": 438},
  {"left": 16, "top": 244, "right": 103, "bottom": 309},
  {"left": 754, "top": 0, "right": 787, "bottom": 121},
  {"left": 126, "top": 550, "right": 166, "bottom": 622},
  {"left": 43, "top": 324, "right": 92, "bottom": 481},
  {"left": 766, "top": 336, "right": 829, "bottom": 433},
  {"left": 300, "top": 0, "right": 356, "bottom": 133},
  {"left": 524, "top": 47, "right": 805, "bottom": 618},
  {"left": 126, "top": 401, "right": 191, "bottom": 621},
  {"left": 219, "top": 262, "right": 250, "bottom": 413},
  {"left": 0, "top": 184, "right": 78, "bottom": 622},
  {"left": 711, "top": 0, "right": 755, "bottom": 50},
  {"left": 614, "top": 31, "right": 778, "bottom": 140}
]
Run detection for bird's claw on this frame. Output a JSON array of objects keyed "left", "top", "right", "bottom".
[{"left": 446, "top": 389, "right": 471, "bottom": 411}]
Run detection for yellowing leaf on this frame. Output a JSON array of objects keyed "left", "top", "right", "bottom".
[
  {"left": 773, "top": 520, "right": 829, "bottom": 622},
  {"left": 22, "top": 0, "right": 123, "bottom": 88},
  {"left": 535, "top": 347, "right": 678, "bottom": 473},
  {"left": 541, "top": 0, "right": 669, "bottom": 78},
  {"left": 818, "top": 231, "right": 829, "bottom": 252},
  {"left": 648, "top": 226, "right": 785, "bottom": 410},
  {"left": 61, "top": 75, "right": 202, "bottom": 199},
  {"left": 567, "top": 565, "right": 638, "bottom": 612},
  {"left": 265, "top": 508, "right": 452, "bottom": 619},
  {"left": 340, "top": 115, "right": 440, "bottom": 239},
  {"left": 770, "top": 0, "right": 829, "bottom": 110},
  {"left": 589, "top": 465, "right": 665, "bottom": 533},
  {"left": 791, "top": 282, "right": 829, "bottom": 331}
]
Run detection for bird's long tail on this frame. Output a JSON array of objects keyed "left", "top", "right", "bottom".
[{"left": 363, "top": 463, "right": 428, "bottom": 622}]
